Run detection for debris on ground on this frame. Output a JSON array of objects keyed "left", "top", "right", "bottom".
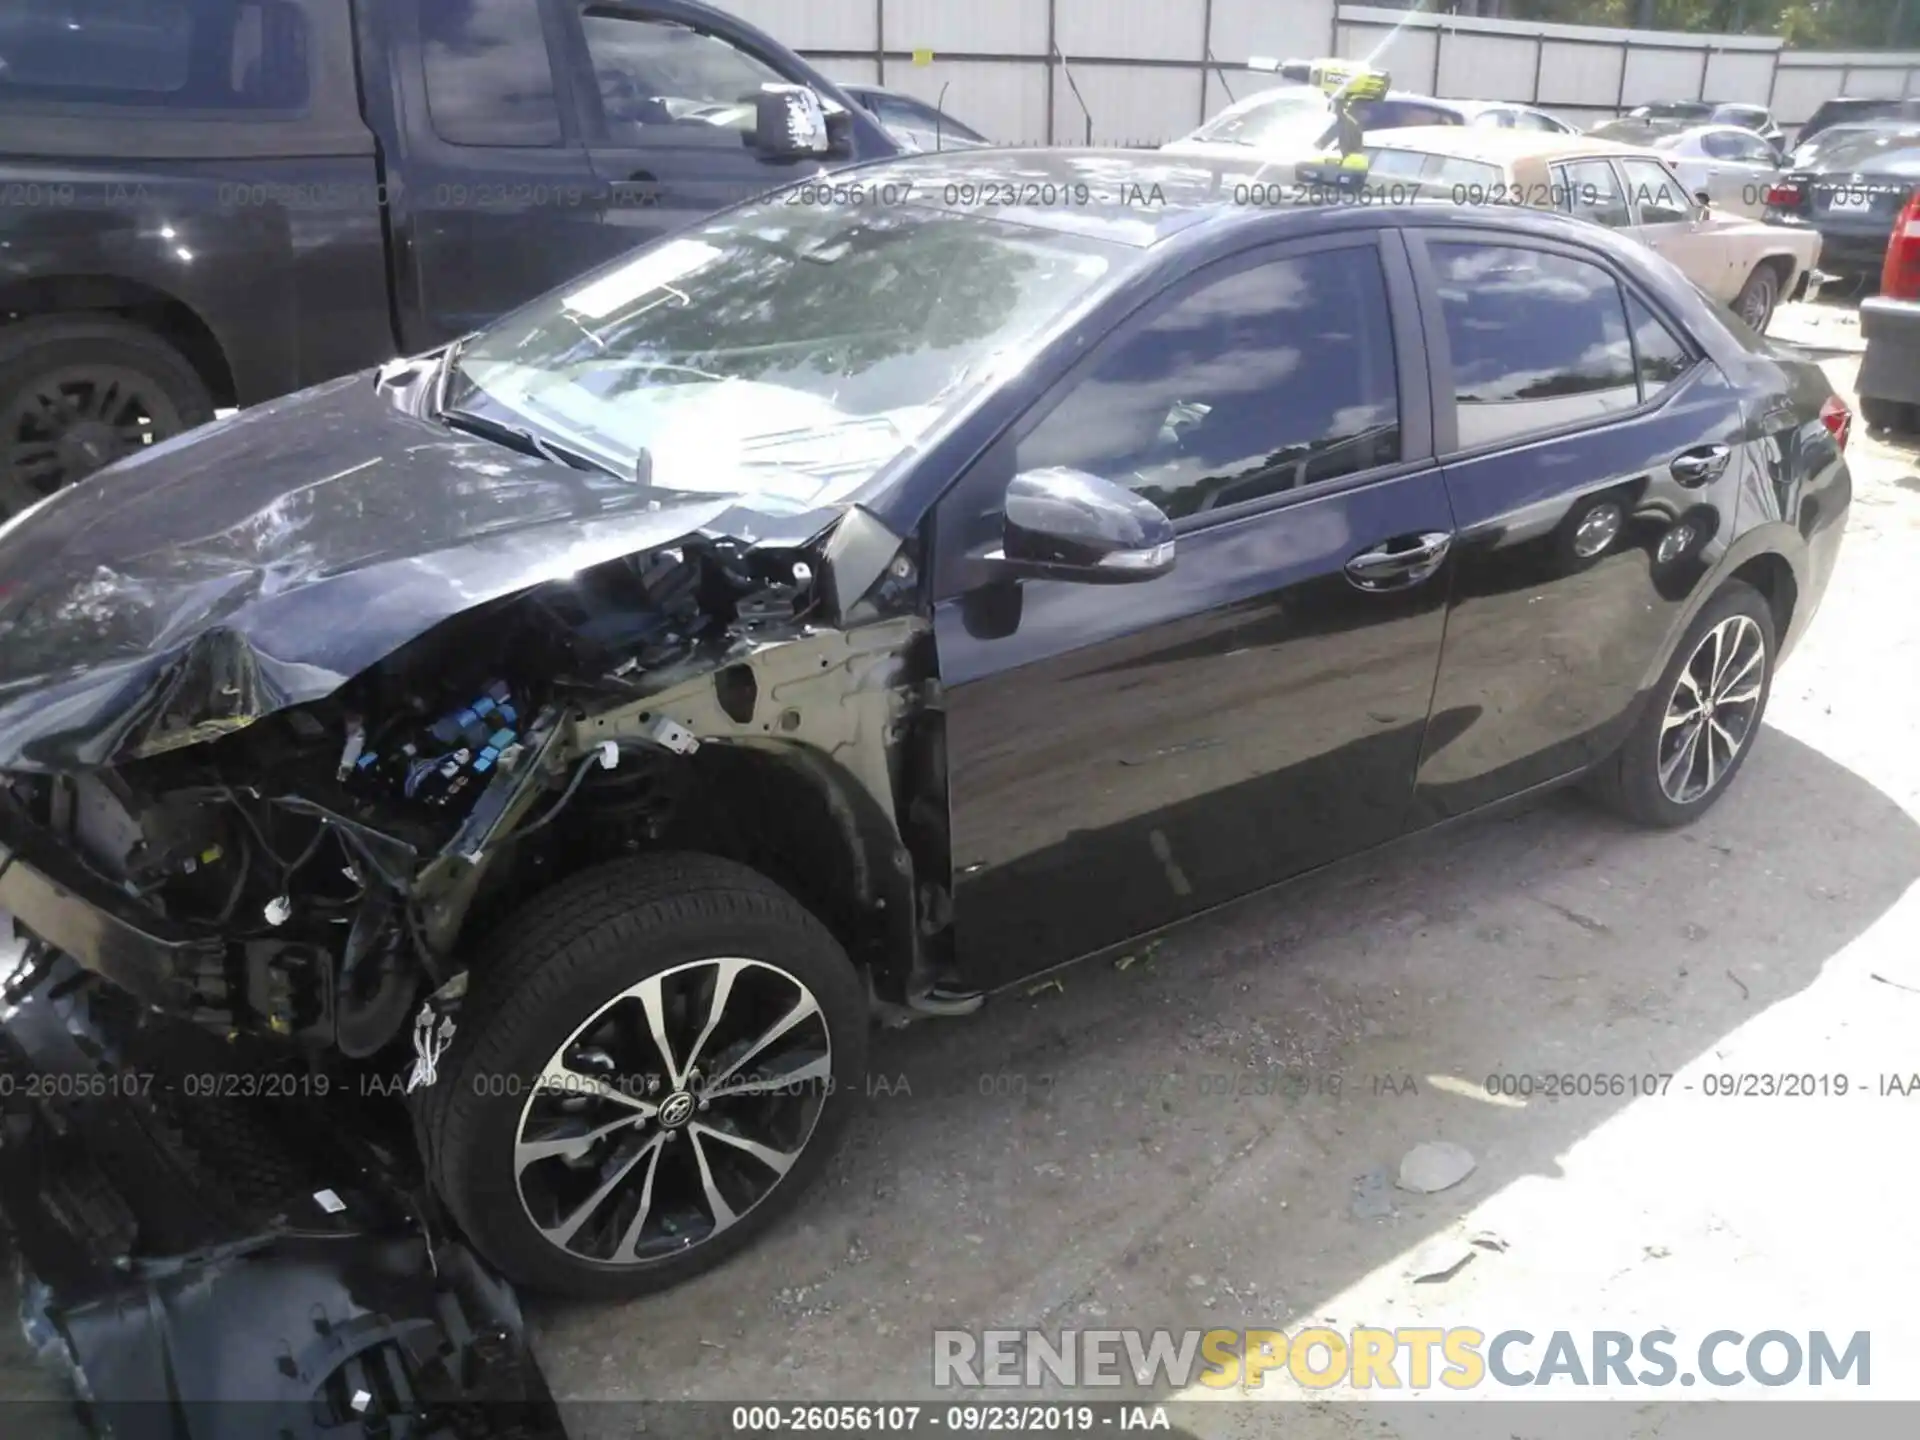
[
  {"left": 1396, "top": 1141, "right": 1477, "bottom": 1194},
  {"left": 1350, "top": 1165, "right": 1395, "bottom": 1220}
]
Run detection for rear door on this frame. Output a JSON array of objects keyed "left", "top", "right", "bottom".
[
  {"left": 1405, "top": 232, "right": 1749, "bottom": 821},
  {"left": 390, "top": 0, "right": 613, "bottom": 347},
  {"left": 934, "top": 233, "right": 1455, "bottom": 991},
  {"left": 1618, "top": 156, "right": 1738, "bottom": 300}
]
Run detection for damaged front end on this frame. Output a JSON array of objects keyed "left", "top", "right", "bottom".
[
  {"left": 0, "top": 360, "right": 957, "bottom": 1427},
  {"left": 0, "top": 458, "right": 943, "bottom": 1061}
]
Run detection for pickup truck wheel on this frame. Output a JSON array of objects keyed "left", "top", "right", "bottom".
[
  {"left": 1860, "top": 396, "right": 1918, "bottom": 434},
  {"left": 1733, "top": 264, "right": 1782, "bottom": 333},
  {"left": 0, "top": 316, "right": 214, "bottom": 519},
  {"left": 420, "top": 853, "right": 867, "bottom": 1300}
]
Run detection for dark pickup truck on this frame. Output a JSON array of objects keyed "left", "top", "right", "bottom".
[{"left": 0, "top": 0, "right": 899, "bottom": 517}]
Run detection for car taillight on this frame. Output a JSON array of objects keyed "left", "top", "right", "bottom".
[
  {"left": 1820, "top": 395, "right": 1852, "bottom": 450},
  {"left": 1879, "top": 188, "right": 1920, "bottom": 300},
  {"left": 1764, "top": 181, "right": 1802, "bottom": 209}
]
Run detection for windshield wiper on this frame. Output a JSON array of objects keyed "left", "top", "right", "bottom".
[{"left": 438, "top": 406, "right": 618, "bottom": 477}]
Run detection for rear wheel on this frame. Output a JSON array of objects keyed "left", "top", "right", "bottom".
[
  {"left": 0, "top": 316, "right": 214, "bottom": 519},
  {"left": 1733, "top": 264, "right": 1782, "bottom": 333},
  {"left": 1586, "top": 582, "right": 1776, "bottom": 828},
  {"left": 420, "top": 853, "right": 868, "bottom": 1300}
]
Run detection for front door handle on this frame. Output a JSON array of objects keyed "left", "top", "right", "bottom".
[
  {"left": 1671, "top": 443, "right": 1732, "bottom": 485},
  {"left": 1344, "top": 531, "right": 1453, "bottom": 591}
]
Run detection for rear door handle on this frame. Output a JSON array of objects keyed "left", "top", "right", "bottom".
[
  {"left": 1344, "top": 531, "right": 1453, "bottom": 591},
  {"left": 1671, "top": 444, "right": 1732, "bottom": 485}
]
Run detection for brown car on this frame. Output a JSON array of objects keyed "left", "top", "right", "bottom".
[{"left": 1361, "top": 127, "right": 1823, "bottom": 332}]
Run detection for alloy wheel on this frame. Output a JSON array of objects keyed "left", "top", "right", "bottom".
[
  {"left": 1657, "top": 614, "right": 1766, "bottom": 805},
  {"left": 1, "top": 364, "right": 183, "bottom": 519},
  {"left": 513, "top": 957, "right": 831, "bottom": 1266}
]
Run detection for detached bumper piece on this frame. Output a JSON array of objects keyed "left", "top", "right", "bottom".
[{"left": 0, "top": 956, "right": 565, "bottom": 1440}]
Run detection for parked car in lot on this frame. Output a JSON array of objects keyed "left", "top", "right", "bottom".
[
  {"left": 1161, "top": 82, "right": 1464, "bottom": 161},
  {"left": 0, "top": 146, "right": 1850, "bottom": 1299},
  {"left": 1360, "top": 128, "right": 1821, "bottom": 331},
  {"left": 840, "top": 83, "right": 992, "bottom": 152},
  {"left": 0, "top": 0, "right": 900, "bottom": 517},
  {"left": 1645, "top": 124, "right": 1785, "bottom": 217},
  {"left": 1796, "top": 96, "right": 1920, "bottom": 146},
  {"left": 1602, "top": 101, "right": 1785, "bottom": 154},
  {"left": 1763, "top": 124, "right": 1920, "bottom": 282},
  {"left": 1857, "top": 188, "right": 1920, "bottom": 432},
  {"left": 1453, "top": 100, "right": 1578, "bottom": 134}
]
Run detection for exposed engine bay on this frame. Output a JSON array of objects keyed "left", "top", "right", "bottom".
[{"left": 0, "top": 528, "right": 902, "bottom": 1060}]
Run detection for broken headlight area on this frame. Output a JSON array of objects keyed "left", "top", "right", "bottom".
[{"left": 0, "top": 535, "right": 823, "bottom": 1058}]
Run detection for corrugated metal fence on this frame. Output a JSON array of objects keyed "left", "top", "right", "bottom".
[{"left": 711, "top": 1, "right": 1920, "bottom": 146}]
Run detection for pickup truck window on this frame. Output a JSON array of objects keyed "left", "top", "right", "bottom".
[
  {"left": 420, "top": 0, "right": 563, "bottom": 146},
  {"left": 0, "top": 0, "right": 309, "bottom": 111},
  {"left": 579, "top": 12, "right": 787, "bottom": 140}
]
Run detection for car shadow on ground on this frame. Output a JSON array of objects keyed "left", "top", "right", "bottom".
[{"left": 533, "top": 725, "right": 1920, "bottom": 1431}]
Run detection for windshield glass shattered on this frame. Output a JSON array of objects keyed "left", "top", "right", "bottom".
[{"left": 448, "top": 203, "right": 1123, "bottom": 510}]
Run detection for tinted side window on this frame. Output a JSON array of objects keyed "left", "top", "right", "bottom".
[
  {"left": 1701, "top": 130, "right": 1743, "bottom": 160},
  {"left": 421, "top": 0, "right": 562, "bottom": 146},
  {"left": 580, "top": 13, "right": 786, "bottom": 141},
  {"left": 1515, "top": 110, "right": 1565, "bottom": 133},
  {"left": 1556, "top": 160, "right": 1632, "bottom": 227},
  {"left": 1619, "top": 159, "right": 1693, "bottom": 224},
  {"left": 1627, "top": 293, "right": 1692, "bottom": 397},
  {"left": 1018, "top": 248, "right": 1401, "bottom": 522},
  {"left": 1430, "top": 243, "right": 1638, "bottom": 450},
  {"left": 0, "top": 0, "right": 309, "bottom": 111}
]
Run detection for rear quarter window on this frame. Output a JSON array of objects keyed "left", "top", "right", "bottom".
[{"left": 0, "top": 0, "right": 310, "bottom": 111}]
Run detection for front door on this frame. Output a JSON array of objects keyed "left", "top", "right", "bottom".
[
  {"left": 1619, "top": 157, "right": 1738, "bottom": 301},
  {"left": 556, "top": 3, "right": 840, "bottom": 248},
  {"left": 933, "top": 234, "right": 1456, "bottom": 992}
]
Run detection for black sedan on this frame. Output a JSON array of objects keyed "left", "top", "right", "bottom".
[
  {"left": 1765, "top": 122, "right": 1920, "bottom": 279},
  {"left": 0, "top": 150, "right": 1852, "bottom": 1300}
]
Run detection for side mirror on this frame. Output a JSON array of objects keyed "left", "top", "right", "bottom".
[
  {"left": 985, "top": 467, "right": 1175, "bottom": 585},
  {"left": 754, "top": 84, "right": 832, "bottom": 159},
  {"left": 1694, "top": 188, "right": 1713, "bottom": 210}
]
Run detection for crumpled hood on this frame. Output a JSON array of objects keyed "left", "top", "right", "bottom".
[{"left": 0, "top": 371, "right": 836, "bottom": 773}]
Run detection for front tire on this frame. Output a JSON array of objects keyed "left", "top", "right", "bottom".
[
  {"left": 421, "top": 853, "right": 868, "bottom": 1300},
  {"left": 1586, "top": 582, "right": 1776, "bottom": 828}
]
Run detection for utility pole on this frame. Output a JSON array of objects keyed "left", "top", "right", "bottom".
[{"left": 1636, "top": 0, "right": 1658, "bottom": 29}]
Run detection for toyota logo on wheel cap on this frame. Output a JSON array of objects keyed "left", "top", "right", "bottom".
[{"left": 658, "top": 1090, "right": 696, "bottom": 1128}]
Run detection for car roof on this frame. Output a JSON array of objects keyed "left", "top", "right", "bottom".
[
  {"left": 836, "top": 147, "right": 1688, "bottom": 251},
  {"left": 1364, "top": 125, "right": 1658, "bottom": 164}
]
